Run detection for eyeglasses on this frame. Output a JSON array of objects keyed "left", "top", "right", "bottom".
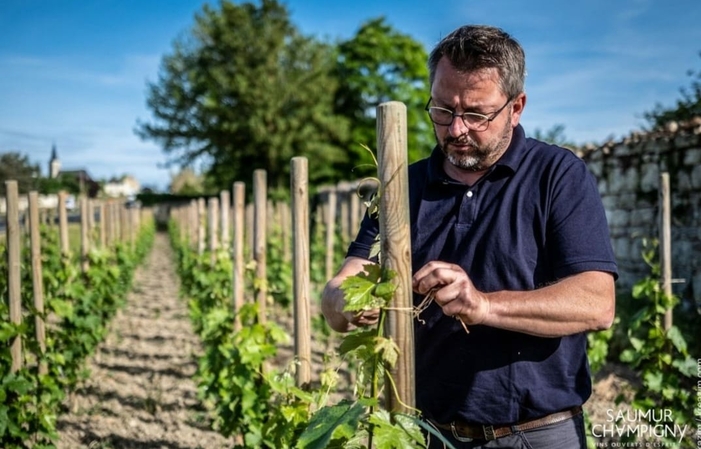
[{"left": 424, "top": 96, "right": 512, "bottom": 131}]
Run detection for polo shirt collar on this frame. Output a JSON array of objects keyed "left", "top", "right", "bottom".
[{"left": 426, "top": 124, "right": 527, "bottom": 185}]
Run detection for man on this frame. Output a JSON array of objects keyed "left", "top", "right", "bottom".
[{"left": 322, "top": 24, "right": 617, "bottom": 448}]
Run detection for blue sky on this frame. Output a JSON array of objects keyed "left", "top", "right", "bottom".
[{"left": 1, "top": 0, "right": 699, "bottom": 191}]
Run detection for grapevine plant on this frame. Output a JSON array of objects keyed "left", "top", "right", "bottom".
[
  {"left": 617, "top": 238, "right": 696, "bottom": 448},
  {"left": 0, "top": 219, "right": 154, "bottom": 448}
]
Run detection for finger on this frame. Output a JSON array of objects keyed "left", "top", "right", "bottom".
[
  {"left": 412, "top": 261, "right": 451, "bottom": 283},
  {"left": 413, "top": 265, "right": 459, "bottom": 294},
  {"left": 431, "top": 281, "right": 464, "bottom": 308}
]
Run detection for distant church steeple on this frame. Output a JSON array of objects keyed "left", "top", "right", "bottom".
[{"left": 49, "top": 143, "right": 61, "bottom": 178}]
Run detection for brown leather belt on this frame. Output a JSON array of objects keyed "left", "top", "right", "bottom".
[{"left": 430, "top": 406, "right": 582, "bottom": 441}]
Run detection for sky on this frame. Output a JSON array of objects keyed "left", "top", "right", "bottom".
[{"left": 1, "top": 0, "right": 700, "bottom": 192}]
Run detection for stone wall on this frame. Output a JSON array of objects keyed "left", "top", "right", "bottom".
[{"left": 578, "top": 117, "right": 701, "bottom": 305}]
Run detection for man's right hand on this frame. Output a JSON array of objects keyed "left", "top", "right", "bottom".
[{"left": 321, "top": 256, "right": 379, "bottom": 332}]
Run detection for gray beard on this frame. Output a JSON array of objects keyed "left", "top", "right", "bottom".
[
  {"left": 444, "top": 148, "right": 488, "bottom": 171},
  {"left": 437, "top": 116, "right": 513, "bottom": 172}
]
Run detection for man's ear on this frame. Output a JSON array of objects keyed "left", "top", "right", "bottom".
[{"left": 510, "top": 92, "right": 526, "bottom": 127}]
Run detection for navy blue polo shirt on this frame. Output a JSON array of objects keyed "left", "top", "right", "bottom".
[{"left": 346, "top": 124, "right": 618, "bottom": 425}]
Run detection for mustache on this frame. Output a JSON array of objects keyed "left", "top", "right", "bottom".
[{"left": 444, "top": 134, "right": 475, "bottom": 146}]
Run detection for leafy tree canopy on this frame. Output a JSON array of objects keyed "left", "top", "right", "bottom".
[
  {"left": 644, "top": 51, "right": 701, "bottom": 128},
  {"left": 136, "top": 2, "right": 434, "bottom": 193},
  {"left": 170, "top": 168, "right": 204, "bottom": 195},
  {"left": 334, "top": 17, "right": 431, "bottom": 178},
  {"left": 136, "top": 0, "right": 349, "bottom": 194},
  {"left": 0, "top": 151, "right": 40, "bottom": 195}
]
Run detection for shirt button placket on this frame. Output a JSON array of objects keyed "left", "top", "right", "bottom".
[{"left": 458, "top": 189, "right": 476, "bottom": 226}]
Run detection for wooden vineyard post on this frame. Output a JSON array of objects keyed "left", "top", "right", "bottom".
[
  {"left": 58, "top": 191, "right": 70, "bottom": 256},
  {"left": 291, "top": 157, "right": 312, "bottom": 388},
  {"left": 189, "top": 199, "right": 198, "bottom": 249},
  {"left": 376, "top": 101, "right": 415, "bottom": 412},
  {"left": 253, "top": 170, "right": 267, "bottom": 325},
  {"left": 28, "top": 192, "right": 47, "bottom": 375},
  {"left": 349, "top": 183, "right": 360, "bottom": 241},
  {"left": 278, "top": 201, "right": 291, "bottom": 263},
  {"left": 5, "top": 181, "right": 22, "bottom": 372},
  {"left": 197, "top": 198, "right": 206, "bottom": 256},
  {"left": 98, "top": 201, "right": 106, "bottom": 248},
  {"left": 338, "top": 182, "right": 350, "bottom": 246},
  {"left": 220, "top": 190, "right": 230, "bottom": 250},
  {"left": 659, "top": 172, "right": 673, "bottom": 331},
  {"left": 208, "top": 197, "right": 219, "bottom": 264},
  {"left": 120, "top": 203, "right": 127, "bottom": 244},
  {"left": 105, "top": 202, "right": 113, "bottom": 248},
  {"left": 232, "top": 182, "right": 246, "bottom": 331},
  {"left": 325, "top": 187, "right": 337, "bottom": 281},
  {"left": 80, "top": 196, "right": 90, "bottom": 273},
  {"left": 113, "top": 203, "right": 121, "bottom": 246}
]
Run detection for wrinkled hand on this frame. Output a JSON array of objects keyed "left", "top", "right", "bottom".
[{"left": 412, "top": 261, "right": 490, "bottom": 326}]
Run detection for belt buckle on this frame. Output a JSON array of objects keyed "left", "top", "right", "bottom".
[
  {"left": 450, "top": 422, "right": 473, "bottom": 442},
  {"left": 483, "top": 424, "right": 496, "bottom": 441}
]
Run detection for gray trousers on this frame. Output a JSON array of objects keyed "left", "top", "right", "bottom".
[{"left": 426, "top": 414, "right": 587, "bottom": 449}]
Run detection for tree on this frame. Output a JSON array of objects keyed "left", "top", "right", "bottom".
[
  {"left": 644, "top": 51, "right": 701, "bottom": 128},
  {"left": 334, "top": 17, "right": 431, "bottom": 178},
  {"left": 0, "top": 152, "right": 40, "bottom": 195},
  {"left": 136, "top": 0, "right": 349, "bottom": 193},
  {"left": 169, "top": 168, "right": 204, "bottom": 195}
]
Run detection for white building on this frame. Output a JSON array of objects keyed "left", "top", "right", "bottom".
[{"left": 104, "top": 175, "right": 141, "bottom": 199}]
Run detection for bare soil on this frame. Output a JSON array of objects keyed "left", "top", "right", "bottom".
[
  {"left": 56, "top": 231, "right": 634, "bottom": 448},
  {"left": 56, "top": 232, "right": 232, "bottom": 449}
]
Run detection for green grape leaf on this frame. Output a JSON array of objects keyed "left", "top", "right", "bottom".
[
  {"left": 374, "top": 336, "right": 399, "bottom": 368},
  {"left": 665, "top": 325, "right": 688, "bottom": 355},
  {"left": 338, "top": 329, "right": 376, "bottom": 356},
  {"left": 295, "top": 400, "right": 365, "bottom": 449},
  {"left": 369, "top": 410, "right": 426, "bottom": 449}
]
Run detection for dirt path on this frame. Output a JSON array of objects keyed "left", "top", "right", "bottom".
[{"left": 56, "top": 232, "right": 232, "bottom": 449}]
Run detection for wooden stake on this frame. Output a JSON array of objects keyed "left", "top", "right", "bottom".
[
  {"left": 6, "top": 181, "right": 22, "bottom": 373},
  {"left": 377, "top": 101, "right": 415, "bottom": 412},
  {"left": 253, "top": 170, "right": 267, "bottom": 324},
  {"left": 291, "top": 157, "right": 311, "bottom": 388},
  {"left": 208, "top": 197, "right": 219, "bottom": 264},
  {"left": 80, "top": 196, "right": 90, "bottom": 272},
  {"left": 220, "top": 190, "right": 230, "bottom": 250},
  {"left": 232, "top": 182, "right": 246, "bottom": 330},
  {"left": 29, "top": 192, "right": 47, "bottom": 375},
  {"left": 659, "top": 172, "right": 673, "bottom": 331},
  {"left": 58, "top": 191, "right": 69, "bottom": 256},
  {"left": 325, "top": 187, "right": 337, "bottom": 281}
]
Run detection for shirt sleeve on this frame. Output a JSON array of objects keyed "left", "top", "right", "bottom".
[
  {"left": 547, "top": 155, "right": 618, "bottom": 280},
  {"left": 346, "top": 209, "right": 380, "bottom": 262}
]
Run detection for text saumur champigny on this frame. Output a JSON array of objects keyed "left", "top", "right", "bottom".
[{"left": 590, "top": 408, "right": 688, "bottom": 444}]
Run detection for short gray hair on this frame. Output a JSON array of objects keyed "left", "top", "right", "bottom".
[{"left": 428, "top": 25, "right": 526, "bottom": 99}]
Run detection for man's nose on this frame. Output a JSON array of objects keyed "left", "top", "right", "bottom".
[{"left": 448, "top": 116, "right": 469, "bottom": 137}]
